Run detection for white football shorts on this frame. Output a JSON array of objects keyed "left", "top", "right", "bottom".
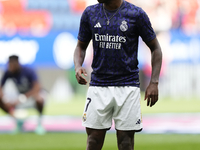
[
  {"left": 82, "top": 86, "right": 142, "bottom": 131},
  {"left": 2, "top": 79, "right": 47, "bottom": 109}
]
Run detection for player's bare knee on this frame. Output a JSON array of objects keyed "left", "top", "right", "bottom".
[
  {"left": 87, "top": 135, "right": 104, "bottom": 150},
  {"left": 87, "top": 136, "right": 98, "bottom": 146},
  {"left": 86, "top": 129, "right": 106, "bottom": 149},
  {"left": 118, "top": 140, "right": 133, "bottom": 150},
  {"left": 34, "top": 96, "right": 44, "bottom": 104},
  {"left": 117, "top": 131, "right": 135, "bottom": 150},
  {"left": 0, "top": 98, "right": 8, "bottom": 112},
  {"left": 0, "top": 97, "right": 3, "bottom": 103},
  {"left": 0, "top": 99, "right": 4, "bottom": 108}
]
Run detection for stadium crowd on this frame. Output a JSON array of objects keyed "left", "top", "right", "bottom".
[{"left": 127, "top": 0, "right": 200, "bottom": 34}]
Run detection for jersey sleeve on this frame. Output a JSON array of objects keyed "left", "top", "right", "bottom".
[
  {"left": 78, "top": 7, "right": 92, "bottom": 42},
  {"left": 27, "top": 68, "right": 38, "bottom": 83},
  {"left": 136, "top": 8, "right": 156, "bottom": 43}
]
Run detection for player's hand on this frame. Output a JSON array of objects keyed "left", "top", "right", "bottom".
[
  {"left": 75, "top": 67, "right": 88, "bottom": 85},
  {"left": 144, "top": 82, "right": 159, "bottom": 107},
  {"left": 6, "top": 101, "right": 19, "bottom": 108},
  {"left": 18, "top": 94, "right": 27, "bottom": 103}
]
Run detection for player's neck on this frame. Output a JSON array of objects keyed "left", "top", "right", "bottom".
[{"left": 103, "top": 0, "right": 123, "bottom": 11}]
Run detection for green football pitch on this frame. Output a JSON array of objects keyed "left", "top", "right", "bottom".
[
  {"left": 43, "top": 95, "right": 200, "bottom": 116},
  {"left": 0, "top": 133, "right": 199, "bottom": 150},
  {"left": 0, "top": 95, "right": 199, "bottom": 150},
  {"left": 0, "top": 94, "right": 200, "bottom": 116}
]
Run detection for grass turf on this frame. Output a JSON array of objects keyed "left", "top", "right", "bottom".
[
  {"left": 35, "top": 95, "right": 200, "bottom": 116},
  {"left": 0, "top": 94, "right": 200, "bottom": 116},
  {"left": 0, "top": 95, "right": 199, "bottom": 150},
  {"left": 45, "top": 95, "right": 200, "bottom": 116},
  {"left": 0, "top": 133, "right": 199, "bottom": 150}
]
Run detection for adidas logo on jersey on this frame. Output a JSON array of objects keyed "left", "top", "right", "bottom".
[{"left": 94, "top": 22, "right": 101, "bottom": 28}]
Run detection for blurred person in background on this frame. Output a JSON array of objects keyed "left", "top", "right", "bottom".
[
  {"left": 74, "top": 0, "right": 162, "bottom": 150},
  {"left": 0, "top": 55, "right": 46, "bottom": 134}
]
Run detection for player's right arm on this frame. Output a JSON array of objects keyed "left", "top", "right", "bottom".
[
  {"left": 74, "top": 40, "right": 90, "bottom": 85},
  {"left": 75, "top": 6, "right": 91, "bottom": 85},
  {"left": 0, "top": 72, "right": 11, "bottom": 113},
  {"left": 0, "top": 87, "right": 3, "bottom": 99},
  {"left": 0, "top": 71, "right": 8, "bottom": 98}
]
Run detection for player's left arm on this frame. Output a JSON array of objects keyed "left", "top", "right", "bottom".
[
  {"left": 24, "top": 69, "right": 41, "bottom": 98},
  {"left": 24, "top": 81, "right": 41, "bottom": 98},
  {"left": 144, "top": 37, "right": 162, "bottom": 107}
]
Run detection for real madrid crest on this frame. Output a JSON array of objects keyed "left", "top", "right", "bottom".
[
  {"left": 82, "top": 113, "right": 87, "bottom": 122},
  {"left": 120, "top": 20, "right": 128, "bottom": 32}
]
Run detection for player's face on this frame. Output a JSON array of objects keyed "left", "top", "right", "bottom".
[{"left": 8, "top": 61, "right": 20, "bottom": 73}]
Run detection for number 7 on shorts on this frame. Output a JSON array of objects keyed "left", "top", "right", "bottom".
[{"left": 85, "top": 98, "right": 91, "bottom": 112}]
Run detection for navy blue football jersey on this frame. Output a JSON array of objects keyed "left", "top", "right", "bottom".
[
  {"left": 1, "top": 66, "right": 38, "bottom": 93},
  {"left": 78, "top": 0, "right": 156, "bottom": 87}
]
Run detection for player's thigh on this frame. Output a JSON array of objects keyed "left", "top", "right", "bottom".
[
  {"left": 16, "top": 97, "right": 35, "bottom": 109},
  {"left": 116, "top": 130, "right": 135, "bottom": 146},
  {"left": 86, "top": 127, "right": 108, "bottom": 137},
  {"left": 32, "top": 90, "right": 47, "bottom": 103},
  {"left": 86, "top": 128, "right": 108, "bottom": 150}
]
